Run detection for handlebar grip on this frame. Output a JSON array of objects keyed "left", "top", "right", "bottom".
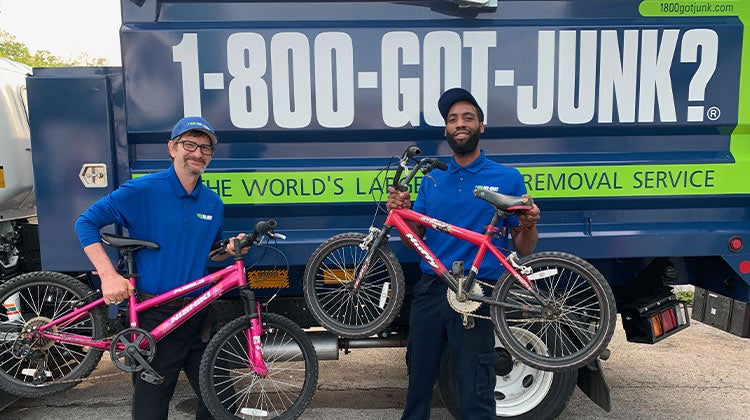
[
  {"left": 434, "top": 160, "right": 448, "bottom": 171},
  {"left": 255, "top": 219, "right": 277, "bottom": 236},
  {"left": 405, "top": 145, "right": 421, "bottom": 158},
  {"left": 235, "top": 219, "right": 277, "bottom": 251}
]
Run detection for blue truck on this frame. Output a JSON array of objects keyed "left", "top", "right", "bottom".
[{"left": 1, "top": 0, "right": 749, "bottom": 418}]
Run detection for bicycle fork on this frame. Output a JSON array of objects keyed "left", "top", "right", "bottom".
[
  {"left": 352, "top": 226, "right": 391, "bottom": 290},
  {"left": 240, "top": 288, "right": 269, "bottom": 377}
]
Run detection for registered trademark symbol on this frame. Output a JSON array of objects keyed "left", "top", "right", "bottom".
[{"left": 706, "top": 106, "right": 721, "bottom": 121}]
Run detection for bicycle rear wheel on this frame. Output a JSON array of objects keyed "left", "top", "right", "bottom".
[
  {"left": 491, "top": 252, "right": 616, "bottom": 372},
  {"left": 199, "top": 313, "right": 318, "bottom": 420},
  {"left": 303, "top": 232, "right": 405, "bottom": 338},
  {"left": 0, "top": 271, "right": 106, "bottom": 397}
]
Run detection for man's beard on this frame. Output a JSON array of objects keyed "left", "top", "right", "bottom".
[
  {"left": 446, "top": 130, "right": 480, "bottom": 156},
  {"left": 182, "top": 158, "right": 206, "bottom": 176}
]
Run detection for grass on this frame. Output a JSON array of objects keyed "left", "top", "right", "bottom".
[{"left": 676, "top": 290, "right": 694, "bottom": 305}]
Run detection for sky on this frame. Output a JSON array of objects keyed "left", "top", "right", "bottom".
[{"left": 0, "top": 0, "right": 122, "bottom": 65}]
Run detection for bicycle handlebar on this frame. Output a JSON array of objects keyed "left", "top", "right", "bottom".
[
  {"left": 210, "top": 219, "right": 279, "bottom": 258},
  {"left": 238, "top": 219, "right": 277, "bottom": 250},
  {"left": 392, "top": 145, "right": 447, "bottom": 191}
]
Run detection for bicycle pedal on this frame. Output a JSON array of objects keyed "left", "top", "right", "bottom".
[
  {"left": 140, "top": 370, "right": 164, "bottom": 385},
  {"left": 462, "top": 315, "right": 475, "bottom": 330}
]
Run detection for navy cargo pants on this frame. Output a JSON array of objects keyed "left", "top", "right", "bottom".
[{"left": 402, "top": 274, "right": 496, "bottom": 420}]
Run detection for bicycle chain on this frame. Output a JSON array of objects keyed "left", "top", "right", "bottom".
[
  {"left": 17, "top": 334, "right": 131, "bottom": 386},
  {"left": 47, "top": 369, "right": 130, "bottom": 386}
]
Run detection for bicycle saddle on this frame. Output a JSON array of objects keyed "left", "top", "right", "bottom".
[
  {"left": 100, "top": 232, "right": 160, "bottom": 251},
  {"left": 473, "top": 189, "right": 534, "bottom": 213}
]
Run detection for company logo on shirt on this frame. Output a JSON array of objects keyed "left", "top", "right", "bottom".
[
  {"left": 475, "top": 185, "right": 499, "bottom": 192},
  {"left": 196, "top": 213, "right": 213, "bottom": 221}
]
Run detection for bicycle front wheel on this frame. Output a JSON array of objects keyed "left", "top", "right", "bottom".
[
  {"left": 491, "top": 252, "right": 616, "bottom": 372},
  {"left": 0, "top": 271, "right": 106, "bottom": 397},
  {"left": 303, "top": 232, "right": 405, "bottom": 338},
  {"left": 199, "top": 313, "right": 318, "bottom": 420}
]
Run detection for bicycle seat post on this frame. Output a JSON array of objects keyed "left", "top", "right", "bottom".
[{"left": 121, "top": 248, "right": 137, "bottom": 279}]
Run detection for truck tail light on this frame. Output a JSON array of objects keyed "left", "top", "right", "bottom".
[
  {"left": 648, "top": 305, "right": 688, "bottom": 339},
  {"left": 622, "top": 293, "right": 690, "bottom": 344}
]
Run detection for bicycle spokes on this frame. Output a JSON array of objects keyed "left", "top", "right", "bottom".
[
  {"left": 303, "top": 232, "right": 405, "bottom": 338},
  {"left": 492, "top": 252, "right": 616, "bottom": 371},
  {"left": 316, "top": 246, "right": 391, "bottom": 325},
  {"left": 204, "top": 315, "right": 316, "bottom": 419},
  {"left": 0, "top": 272, "right": 106, "bottom": 397}
]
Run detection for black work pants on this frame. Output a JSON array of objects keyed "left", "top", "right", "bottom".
[
  {"left": 402, "top": 274, "right": 496, "bottom": 420},
  {"left": 131, "top": 305, "right": 213, "bottom": 420}
]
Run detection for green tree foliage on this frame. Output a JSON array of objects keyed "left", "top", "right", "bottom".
[{"left": 0, "top": 30, "right": 108, "bottom": 67}]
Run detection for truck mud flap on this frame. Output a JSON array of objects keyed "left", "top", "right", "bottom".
[{"left": 577, "top": 359, "right": 611, "bottom": 412}]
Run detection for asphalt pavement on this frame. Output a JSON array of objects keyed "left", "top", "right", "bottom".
[{"left": 2, "top": 318, "right": 748, "bottom": 419}]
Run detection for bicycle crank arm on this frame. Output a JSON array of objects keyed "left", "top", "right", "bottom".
[
  {"left": 126, "top": 346, "right": 164, "bottom": 385},
  {"left": 469, "top": 294, "right": 545, "bottom": 315}
]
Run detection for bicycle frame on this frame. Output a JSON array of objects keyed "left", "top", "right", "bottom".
[
  {"left": 34, "top": 254, "right": 269, "bottom": 375},
  {"left": 375, "top": 207, "right": 545, "bottom": 314}
]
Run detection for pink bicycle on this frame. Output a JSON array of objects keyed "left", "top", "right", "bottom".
[
  {"left": 0, "top": 220, "right": 317, "bottom": 420},
  {"left": 304, "top": 146, "right": 617, "bottom": 372}
]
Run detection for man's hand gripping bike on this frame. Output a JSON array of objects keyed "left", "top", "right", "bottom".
[
  {"left": 303, "top": 146, "right": 617, "bottom": 372},
  {"left": 0, "top": 220, "right": 317, "bottom": 420}
]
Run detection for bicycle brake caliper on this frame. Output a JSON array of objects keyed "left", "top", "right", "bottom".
[
  {"left": 360, "top": 227, "right": 381, "bottom": 250},
  {"left": 508, "top": 252, "right": 532, "bottom": 276}
]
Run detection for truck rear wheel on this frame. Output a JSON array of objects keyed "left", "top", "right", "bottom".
[{"left": 437, "top": 332, "right": 577, "bottom": 419}]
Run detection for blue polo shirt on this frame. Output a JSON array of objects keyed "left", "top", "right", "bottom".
[
  {"left": 412, "top": 151, "right": 526, "bottom": 280},
  {"left": 75, "top": 165, "right": 223, "bottom": 295}
]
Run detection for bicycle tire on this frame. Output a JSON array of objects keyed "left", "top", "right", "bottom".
[
  {"left": 303, "top": 232, "right": 405, "bottom": 338},
  {"left": 491, "top": 252, "right": 616, "bottom": 372},
  {"left": 199, "top": 313, "right": 318, "bottom": 420},
  {"left": 0, "top": 271, "right": 106, "bottom": 397}
]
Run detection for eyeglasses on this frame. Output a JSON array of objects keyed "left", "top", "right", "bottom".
[{"left": 175, "top": 140, "right": 215, "bottom": 156}]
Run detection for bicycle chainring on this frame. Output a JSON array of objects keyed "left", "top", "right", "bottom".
[
  {"left": 110, "top": 328, "right": 157, "bottom": 372},
  {"left": 447, "top": 283, "right": 483, "bottom": 314}
]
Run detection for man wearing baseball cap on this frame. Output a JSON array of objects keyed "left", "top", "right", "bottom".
[
  {"left": 75, "top": 115, "right": 245, "bottom": 420},
  {"left": 387, "top": 88, "right": 541, "bottom": 419},
  {"left": 171, "top": 115, "right": 218, "bottom": 146}
]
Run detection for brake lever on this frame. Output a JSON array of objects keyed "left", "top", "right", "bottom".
[
  {"left": 208, "top": 239, "right": 230, "bottom": 258},
  {"left": 268, "top": 232, "right": 287, "bottom": 240}
]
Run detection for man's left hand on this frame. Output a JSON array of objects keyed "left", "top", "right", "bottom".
[{"left": 226, "top": 233, "right": 248, "bottom": 255}]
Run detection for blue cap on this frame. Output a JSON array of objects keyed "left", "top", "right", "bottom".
[
  {"left": 438, "top": 87, "right": 484, "bottom": 122},
  {"left": 171, "top": 116, "right": 218, "bottom": 145}
]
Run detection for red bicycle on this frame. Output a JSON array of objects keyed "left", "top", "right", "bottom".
[
  {"left": 0, "top": 220, "right": 317, "bottom": 420},
  {"left": 304, "top": 146, "right": 616, "bottom": 372}
]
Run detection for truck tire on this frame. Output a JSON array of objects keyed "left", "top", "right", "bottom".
[{"left": 437, "top": 333, "right": 577, "bottom": 419}]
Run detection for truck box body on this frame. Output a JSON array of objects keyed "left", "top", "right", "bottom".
[
  {"left": 25, "top": 0, "right": 750, "bottom": 312},
  {"left": 7, "top": 1, "right": 749, "bottom": 417}
]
